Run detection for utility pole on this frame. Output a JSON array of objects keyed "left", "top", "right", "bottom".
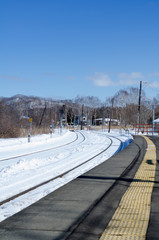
[
  {"left": 28, "top": 117, "right": 32, "bottom": 142},
  {"left": 152, "top": 105, "right": 155, "bottom": 135},
  {"left": 81, "top": 104, "right": 84, "bottom": 130},
  {"left": 138, "top": 81, "right": 142, "bottom": 126},
  {"left": 108, "top": 98, "right": 114, "bottom": 133},
  {"left": 39, "top": 102, "right": 47, "bottom": 126}
]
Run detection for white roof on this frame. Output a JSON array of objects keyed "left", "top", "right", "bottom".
[
  {"left": 153, "top": 118, "right": 159, "bottom": 123},
  {"left": 95, "top": 118, "right": 119, "bottom": 122}
]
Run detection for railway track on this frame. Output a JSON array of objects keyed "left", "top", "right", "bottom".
[
  {"left": 0, "top": 131, "right": 123, "bottom": 222},
  {"left": 0, "top": 131, "right": 82, "bottom": 162}
]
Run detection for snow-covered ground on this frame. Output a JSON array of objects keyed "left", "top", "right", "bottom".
[{"left": 0, "top": 129, "right": 133, "bottom": 222}]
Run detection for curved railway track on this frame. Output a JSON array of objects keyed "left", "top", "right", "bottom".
[
  {"left": 0, "top": 132, "right": 121, "bottom": 207},
  {"left": 0, "top": 131, "right": 84, "bottom": 162}
]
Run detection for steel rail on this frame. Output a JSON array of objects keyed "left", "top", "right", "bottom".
[
  {"left": 0, "top": 131, "right": 84, "bottom": 162},
  {"left": 0, "top": 132, "right": 114, "bottom": 207}
]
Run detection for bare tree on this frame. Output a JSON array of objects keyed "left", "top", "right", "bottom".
[{"left": 0, "top": 101, "right": 20, "bottom": 138}]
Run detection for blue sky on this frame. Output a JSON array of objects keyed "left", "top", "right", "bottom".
[{"left": 1, "top": 0, "right": 159, "bottom": 102}]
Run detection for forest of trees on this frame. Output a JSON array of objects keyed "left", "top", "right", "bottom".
[{"left": 0, "top": 87, "right": 159, "bottom": 138}]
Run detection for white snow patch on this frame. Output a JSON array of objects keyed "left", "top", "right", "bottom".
[{"left": 0, "top": 129, "right": 132, "bottom": 222}]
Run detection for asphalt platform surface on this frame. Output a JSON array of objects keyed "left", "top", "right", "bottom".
[{"left": 0, "top": 135, "right": 158, "bottom": 240}]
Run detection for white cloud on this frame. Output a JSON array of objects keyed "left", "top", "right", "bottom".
[
  {"left": 119, "top": 79, "right": 138, "bottom": 86},
  {"left": 148, "top": 81, "right": 159, "bottom": 88},
  {"left": 0, "top": 74, "right": 32, "bottom": 83},
  {"left": 118, "top": 72, "right": 144, "bottom": 86},
  {"left": 119, "top": 72, "right": 144, "bottom": 79},
  {"left": 90, "top": 71, "right": 159, "bottom": 89},
  {"left": 144, "top": 72, "right": 159, "bottom": 88},
  {"left": 0, "top": 75, "right": 19, "bottom": 81},
  {"left": 148, "top": 72, "right": 159, "bottom": 77},
  {"left": 90, "top": 72, "right": 117, "bottom": 87}
]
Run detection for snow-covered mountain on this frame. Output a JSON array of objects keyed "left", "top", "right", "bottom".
[{"left": 1, "top": 94, "right": 65, "bottom": 112}]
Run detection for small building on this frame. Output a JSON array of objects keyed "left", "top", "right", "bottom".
[
  {"left": 153, "top": 118, "right": 159, "bottom": 124},
  {"left": 94, "top": 118, "right": 120, "bottom": 126},
  {"left": 74, "top": 115, "right": 87, "bottom": 125},
  {"left": 152, "top": 118, "right": 159, "bottom": 133}
]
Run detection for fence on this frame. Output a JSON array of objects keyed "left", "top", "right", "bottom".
[{"left": 135, "top": 124, "right": 159, "bottom": 135}]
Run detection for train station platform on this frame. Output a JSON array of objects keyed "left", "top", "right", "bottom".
[{"left": 0, "top": 135, "right": 158, "bottom": 240}]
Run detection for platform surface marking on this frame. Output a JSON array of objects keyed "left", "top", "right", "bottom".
[{"left": 100, "top": 136, "right": 156, "bottom": 240}]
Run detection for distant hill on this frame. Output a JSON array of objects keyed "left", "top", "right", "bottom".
[
  {"left": 1, "top": 95, "right": 64, "bottom": 113},
  {"left": 0, "top": 95, "right": 83, "bottom": 122}
]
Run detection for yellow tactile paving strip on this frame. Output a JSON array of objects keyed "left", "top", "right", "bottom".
[{"left": 100, "top": 136, "right": 156, "bottom": 240}]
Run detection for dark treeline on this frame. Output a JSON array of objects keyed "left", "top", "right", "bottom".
[{"left": 0, "top": 87, "right": 159, "bottom": 138}]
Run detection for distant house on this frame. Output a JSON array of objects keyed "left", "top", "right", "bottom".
[
  {"left": 151, "top": 118, "right": 159, "bottom": 133},
  {"left": 153, "top": 118, "right": 159, "bottom": 124},
  {"left": 94, "top": 118, "right": 120, "bottom": 126},
  {"left": 74, "top": 115, "right": 87, "bottom": 125}
]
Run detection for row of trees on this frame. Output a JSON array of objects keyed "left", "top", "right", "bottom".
[
  {"left": 0, "top": 100, "right": 20, "bottom": 138},
  {"left": 0, "top": 87, "right": 159, "bottom": 138},
  {"left": 72, "top": 87, "right": 157, "bottom": 127}
]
